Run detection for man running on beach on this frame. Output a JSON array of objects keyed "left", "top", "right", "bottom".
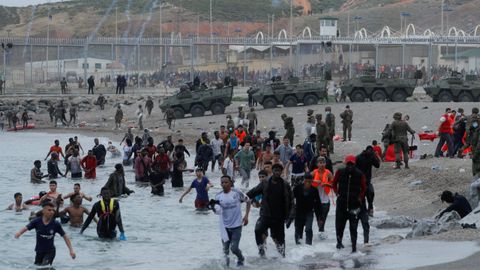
[
  {"left": 81, "top": 188, "right": 127, "bottom": 240},
  {"left": 210, "top": 175, "right": 251, "bottom": 267},
  {"left": 179, "top": 167, "right": 213, "bottom": 210},
  {"left": 15, "top": 201, "right": 76, "bottom": 266}
]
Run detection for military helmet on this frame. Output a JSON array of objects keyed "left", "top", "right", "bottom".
[
  {"left": 315, "top": 113, "right": 322, "bottom": 119},
  {"left": 307, "top": 109, "right": 314, "bottom": 115},
  {"left": 393, "top": 112, "right": 402, "bottom": 120},
  {"left": 325, "top": 106, "right": 331, "bottom": 112},
  {"left": 473, "top": 107, "right": 479, "bottom": 114},
  {"left": 281, "top": 113, "right": 287, "bottom": 119}
]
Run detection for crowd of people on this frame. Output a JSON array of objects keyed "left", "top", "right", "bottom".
[{"left": 7, "top": 100, "right": 480, "bottom": 268}]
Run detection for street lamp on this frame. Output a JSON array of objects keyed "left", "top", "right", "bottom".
[
  {"left": 353, "top": 16, "right": 362, "bottom": 34},
  {"left": 400, "top": 12, "right": 410, "bottom": 35},
  {"left": 2, "top": 42, "right": 13, "bottom": 92},
  {"left": 443, "top": 5, "right": 454, "bottom": 35}
]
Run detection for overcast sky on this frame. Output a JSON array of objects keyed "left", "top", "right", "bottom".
[{"left": 1, "top": 0, "right": 68, "bottom": 7}]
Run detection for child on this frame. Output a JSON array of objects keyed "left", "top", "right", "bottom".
[
  {"left": 372, "top": 140, "right": 382, "bottom": 160},
  {"left": 179, "top": 167, "right": 213, "bottom": 210}
]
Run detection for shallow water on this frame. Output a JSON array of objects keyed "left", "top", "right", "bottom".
[{"left": 0, "top": 132, "right": 478, "bottom": 270}]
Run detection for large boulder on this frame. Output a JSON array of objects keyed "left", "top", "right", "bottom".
[{"left": 406, "top": 211, "right": 462, "bottom": 238}]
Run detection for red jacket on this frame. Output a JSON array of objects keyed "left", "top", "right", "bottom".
[{"left": 438, "top": 114, "right": 453, "bottom": 134}]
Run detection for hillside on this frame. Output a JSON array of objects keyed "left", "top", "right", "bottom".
[{"left": 0, "top": 0, "right": 478, "bottom": 38}]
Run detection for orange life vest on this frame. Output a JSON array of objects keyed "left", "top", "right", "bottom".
[{"left": 312, "top": 168, "right": 332, "bottom": 194}]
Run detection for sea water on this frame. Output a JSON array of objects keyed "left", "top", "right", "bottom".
[{"left": 0, "top": 132, "right": 478, "bottom": 270}]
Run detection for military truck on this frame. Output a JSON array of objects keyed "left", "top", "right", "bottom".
[
  {"left": 341, "top": 70, "right": 422, "bottom": 102},
  {"left": 424, "top": 73, "right": 480, "bottom": 102},
  {"left": 159, "top": 80, "right": 235, "bottom": 118},
  {"left": 249, "top": 76, "right": 328, "bottom": 109}
]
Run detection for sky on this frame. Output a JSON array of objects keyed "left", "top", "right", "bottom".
[{"left": 1, "top": 0, "right": 68, "bottom": 7}]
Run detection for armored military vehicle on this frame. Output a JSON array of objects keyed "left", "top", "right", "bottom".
[
  {"left": 424, "top": 73, "right": 480, "bottom": 102},
  {"left": 159, "top": 79, "right": 235, "bottom": 118},
  {"left": 341, "top": 70, "right": 422, "bottom": 102},
  {"left": 250, "top": 76, "right": 328, "bottom": 109}
]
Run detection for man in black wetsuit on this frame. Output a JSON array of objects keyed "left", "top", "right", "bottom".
[
  {"left": 80, "top": 188, "right": 126, "bottom": 240},
  {"left": 246, "top": 163, "right": 293, "bottom": 258}
]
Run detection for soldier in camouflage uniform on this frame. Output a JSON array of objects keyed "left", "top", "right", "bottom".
[
  {"left": 325, "top": 106, "right": 335, "bottom": 154},
  {"left": 466, "top": 108, "right": 480, "bottom": 176},
  {"left": 304, "top": 109, "right": 316, "bottom": 137},
  {"left": 281, "top": 113, "right": 295, "bottom": 146},
  {"left": 226, "top": 115, "right": 235, "bottom": 132},
  {"left": 315, "top": 114, "right": 330, "bottom": 153},
  {"left": 340, "top": 105, "right": 353, "bottom": 141},
  {"left": 164, "top": 107, "right": 175, "bottom": 129},
  {"left": 390, "top": 112, "right": 415, "bottom": 169}
]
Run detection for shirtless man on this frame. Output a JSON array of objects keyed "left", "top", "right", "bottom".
[
  {"left": 58, "top": 194, "right": 94, "bottom": 227},
  {"left": 31, "top": 160, "right": 49, "bottom": 183},
  {"left": 63, "top": 183, "right": 92, "bottom": 203},
  {"left": 40, "top": 181, "right": 63, "bottom": 207},
  {"left": 256, "top": 144, "right": 273, "bottom": 170},
  {"left": 6, "top": 192, "right": 28, "bottom": 212}
]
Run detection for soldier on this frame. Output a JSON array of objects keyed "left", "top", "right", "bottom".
[
  {"left": 340, "top": 105, "right": 353, "bottom": 141},
  {"left": 69, "top": 104, "right": 77, "bottom": 126},
  {"left": 281, "top": 114, "right": 295, "bottom": 146},
  {"left": 238, "top": 106, "right": 246, "bottom": 126},
  {"left": 315, "top": 114, "right": 329, "bottom": 153},
  {"left": 305, "top": 109, "right": 315, "bottom": 137},
  {"left": 466, "top": 107, "right": 480, "bottom": 148},
  {"left": 115, "top": 105, "right": 123, "bottom": 129},
  {"left": 5, "top": 109, "right": 13, "bottom": 128},
  {"left": 54, "top": 101, "right": 68, "bottom": 127},
  {"left": 47, "top": 104, "right": 55, "bottom": 123},
  {"left": 60, "top": 77, "right": 68, "bottom": 94},
  {"left": 325, "top": 106, "right": 335, "bottom": 154},
  {"left": 97, "top": 94, "right": 106, "bottom": 110},
  {"left": 466, "top": 108, "right": 480, "bottom": 176},
  {"left": 145, "top": 96, "right": 154, "bottom": 117},
  {"left": 226, "top": 115, "right": 235, "bottom": 132},
  {"left": 390, "top": 112, "right": 415, "bottom": 169},
  {"left": 246, "top": 107, "right": 258, "bottom": 132},
  {"left": 164, "top": 107, "right": 175, "bottom": 129}
]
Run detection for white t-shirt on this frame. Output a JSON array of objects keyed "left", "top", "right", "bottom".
[
  {"left": 318, "top": 186, "right": 330, "bottom": 204},
  {"left": 222, "top": 157, "right": 234, "bottom": 178},
  {"left": 215, "top": 188, "right": 249, "bottom": 228},
  {"left": 123, "top": 145, "right": 132, "bottom": 161},
  {"left": 211, "top": 138, "right": 223, "bottom": 156},
  {"left": 69, "top": 156, "right": 82, "bottom": 174}
]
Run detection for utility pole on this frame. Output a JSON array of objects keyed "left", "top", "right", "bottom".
[
  {"left": 46, "top": 14, "right": 51, "bottom": 83},
  {"left": 210, "top": 0, "right": 213, "bottom": 61},
  {"left": 441, "top": 0, "right": 445, "bottom": 35},
  {"left": 159, "top": 1, "right": 163, "bottom": 68}
]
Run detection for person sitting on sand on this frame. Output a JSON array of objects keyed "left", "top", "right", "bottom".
[
  {"left": 6, "top": 192, "right": 29, "bottom": 212},
  {"left": 438, "top": 190, "right": 472, "bottom": 219}
]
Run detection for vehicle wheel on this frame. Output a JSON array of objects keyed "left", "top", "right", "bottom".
[
  {"left": 210, "top": 102, "right": 225, "bottom": 115},
  {"left": 190, "top": 104, "right": 206, "bottom": 117},
  {"left": 371, "top": 89, "right": 387, "bottom": 102},
  {"left": 458, "top": 92, "right": 474, "bottom": 102},
  {"left": 350, "top": 89, "right": 366, "bottom": 102},
  {"left": 283, "top": 96, "right": 298, "bottom": 107},
  {"left": 303, "top": 94, "right": 318, "bottom": 106},
  {"left": 391, "top": 89, "right": 408, "bottom": 102},
  {"left": 263, "top": 97, "right": 278, "bottom": 109},
  {"left": 437, "top": 90, "right": 453, "bottom": 102},
  {"left": 173, "top": 107, "right": 185, "bottom": 119}
]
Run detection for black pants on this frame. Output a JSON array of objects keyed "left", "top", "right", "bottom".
[
  {"left": 88, "top": 86, "right": 94, "bottom": 94},
  {"left": 255, "top": 216, "right": 285, "bottom": 247},
  {"left": 295, "top": 211, "right": 314, "bottom": 245},
  {"left": 359, "top": 206, "right": 370, "bottom": 244},
  {"left": 318, "top": 203, "right": 330, "bottom": 232},
  {"left": 366, "top": 182, "right": 375, "bottom": 211},
  {"left": 335, "top": 206, "right": 360, "bottom": 249},
  {"left": 35, "top": 249, "right": 56, "bottom": 266}
]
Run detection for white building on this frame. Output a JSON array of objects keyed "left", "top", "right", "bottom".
[
  {"left": 319, "top": 17, "right": 338, "bottom": 37},
  {"left": 24, "top": 57, "right": 124, "bottom": 80}
]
